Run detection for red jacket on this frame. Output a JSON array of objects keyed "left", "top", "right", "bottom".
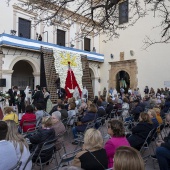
[{"left": 20, "top": 113, "right": 36, "bottom": 132}]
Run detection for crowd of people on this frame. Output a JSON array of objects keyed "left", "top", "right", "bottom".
[{"left": 0, "top": 85, "right": 170, "bottom": 170}]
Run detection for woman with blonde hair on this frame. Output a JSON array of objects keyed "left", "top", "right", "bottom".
[
  {"left": 114, "top": 146, "right": 144, "bottom": 170},
  {"left": 72, "top": 128, "right": 108, "bottom": 170},
  {"left": 148, "top": 109, "right": 159, "bottom": 128},
  {"left": 6, "top": 120, "right": 32, "bottom": 170},
  {"left": 153, "top": 107, "right": 163, "bottom": 124},
  {"left": 127, "top": 112, "right": 153, "bottom": 150},
  {"left": 3, "top": 106, "right": 18, "bottom": 125}
]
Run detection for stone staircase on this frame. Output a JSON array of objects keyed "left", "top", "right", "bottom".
[
  {"left": 41, "top": 47, "right": 58, "bottom": 103},
  {"left": 42, "top": 48, "right": 94, "bottom": 103},
  {"left": 81, "top": 55, "right": 94, "bottom": 100}
]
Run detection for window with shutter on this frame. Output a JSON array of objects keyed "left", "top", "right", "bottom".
[
  {"left": 119, "top": 0, "right": 129, "bottom": 25},
  {"left": 84, "top": 38, "right": 91, "bottom": 51},
  {"left": 57, "top": 29, "right": 65, "bottom": 46},
  {"left": 18, "top": 18, "right": 31, "bottom": 39}
]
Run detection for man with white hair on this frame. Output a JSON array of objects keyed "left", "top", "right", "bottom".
[{"left": 52, "top": 111, "right": 66, "bottom": 150}]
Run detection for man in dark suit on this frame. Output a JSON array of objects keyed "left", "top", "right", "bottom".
[
  {"left": 8, "top": 86, "right": 18, "bottom": 106},
  {"left": 32, "top": 85, "right": 44, "bottom": 108},
  {"left": 16, "top": 89, "right": 26, "bottom": 113}
]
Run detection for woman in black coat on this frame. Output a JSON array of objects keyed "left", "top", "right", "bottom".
[
  {"left": 127, "top": 112, "right": 153, "bottom": 150},
  {"left": 29, "top": 116, "right": 55, "bottom": 163}
]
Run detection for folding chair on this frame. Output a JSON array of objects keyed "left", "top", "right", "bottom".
[
  {"left": 56, "top": 148, "right": 82, "bottom": 170},
  {"left": 94, "top": 117, "right": 103, "bottom": 129},
  {"left": 116, "top": 109, "right": 123, "bottom": 120},
  {"left": 23, "top": 145, "right": 39, "bottom": 170},
  {"left": 74, "top": 121, "right": 96, "bottom": 149},
  {"left": 9, "top": 161, "right": 22, "bottom": 170},
  {"left": 109, "top": 109, "right": 117, "bottom": 119},
  {"left": 54, "top": 131, "right": 67, "bottom": 163},
  {"left": 139, "top": 128, "right": 155, "bottom": 162},
  {"left": 22, "top": 119, "right": 37, "bottom": 133},
  {"left": 33, "top": 138, "right": 58, "bottom": 170},
  {"left": 66, "top": 115, "right": 77, "bottom": 138}
]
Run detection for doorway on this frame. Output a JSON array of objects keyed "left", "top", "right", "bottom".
[
  {"left": 12, "top": 60, "right": 34, "bottom": 90},
  {"left": 116, "top": 70, "right": 130, "bottom": 93}
]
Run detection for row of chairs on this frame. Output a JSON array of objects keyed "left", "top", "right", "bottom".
[{"left": 139, "top": 120, "right": 169, "bottom": 166}]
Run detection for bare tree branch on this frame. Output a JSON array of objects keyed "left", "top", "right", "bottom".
[{"left": 11, "top": 0, "right": 170, "bottom": 48}]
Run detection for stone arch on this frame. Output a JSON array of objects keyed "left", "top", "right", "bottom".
[
  {"left": 89, "top": 65, "right": 97, "bottom": 78},
  {"left": 9, "top": 56, "right": 40, "bottom": 74},
  {"left": 109, "top": 59, "right": 138, "bottom": 90}
]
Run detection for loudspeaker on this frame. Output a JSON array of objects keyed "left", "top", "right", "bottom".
[{"left": 0, "top": 79, "right": 6, "bottom": 87}]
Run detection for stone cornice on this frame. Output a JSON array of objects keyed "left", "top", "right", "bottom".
[
  {"left": 13, "top": 5, "right": 37, "bottom": 17},
  {"left": 109, "top": 59, "right": 136, "bottom": 65},
  {"left": 1, "top": 70, "right": 14, "bottom": 74}
]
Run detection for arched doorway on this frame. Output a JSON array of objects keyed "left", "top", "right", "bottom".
[
  {"left": 12, "top": 60, "right": 34, "bottom": 90},
  {"left": 89, "top": 68, "right": 95, "bottom": 95},
  {"left": 116, "top": 70, "right": 130, "bottom": 93}
]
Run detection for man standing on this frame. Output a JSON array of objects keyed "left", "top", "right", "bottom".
[
  {"left": 16, "top": 88, "right": 26, "bottom": 113},
  {"left": 32, "top": 85, "right": 44, "bottom": 107},
  {"left": 0, "top": 121, "right": 18, "bottom": 169},
  {"left": 8, "top": 86, "right": 17, "bottom": 106}
]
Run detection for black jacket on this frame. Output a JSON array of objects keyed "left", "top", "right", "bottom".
[
  {"left": 29, "top": 128, "right": 55, "bottom": 163},
  {"left": 128, "top": 122, "right": 153, "bottom": 149},
  {"left": 76, "top": 149, "right": 108, "bottom": 170},
  {"left": 105, "top": 103, "right": 114, "bottom": 115},
  {"left": 8, "top": 89, "right": 17, "bottom": 102},
  {"left": 60, "top": 109, "right": 68, "bottom": 120},
  {"left": 97, "top": 107, "right": 106, "bottom": 117},
  {"left": 32, "top": 90, "right": 44, "bottom": 105},
  {"left": 130, "top": 104, "right": 143, "bottom": 121}
]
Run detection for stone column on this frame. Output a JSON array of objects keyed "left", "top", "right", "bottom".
[
  {"left": 2, "top": 70, "right": 14, "bottom": 92},
  {"left": 33, "top": 72, "right": 40, "bottom": 89},
  {"left": 94, "top": 77, "right": 100, "bottom": 96}
]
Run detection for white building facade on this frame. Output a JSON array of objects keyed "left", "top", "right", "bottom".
[{"left": 0, "top": 0, "right": 170, "bottom": 97}]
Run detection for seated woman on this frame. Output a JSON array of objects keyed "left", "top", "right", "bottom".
[
  {"left": 35, "top": 103, "right": 49, "bottom": 126},
  {"left": 127, "top": 112, "right": 153, "bottom": 150},
  {"left": 72, "top": 104, "right": 98, "bottom": 145},
  {"left": 114, "top": 146, "right": 144, "bottom": 170},
  {"left": 153, "top": 107, "right": 163, "bottom": 124},
  {"left": 28, "top": 116, "right": 55, "bottom": 163},
  {"left": 104, "top": 119, "right": 130, "bottom": 168},
  {"left": 3, "top": 107, "right": 18, "bottom": 125},
  {"left": 20, "top": 105, "right": 36, "bottom": 133},
  {"left": 148, "top": 109, "right": 159, "bottom": 129},
  {"left": 67, "top": 103, "right": 76, "bottom": 125},
  {"left": 78, "top": 98, "right": 87, "bottom": 114},
  {"left": 72, "top": 128, "right": 108, "bottom": 170},
  {"left": 6, "top": 120, "right": 32, "bottom": 170}
]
